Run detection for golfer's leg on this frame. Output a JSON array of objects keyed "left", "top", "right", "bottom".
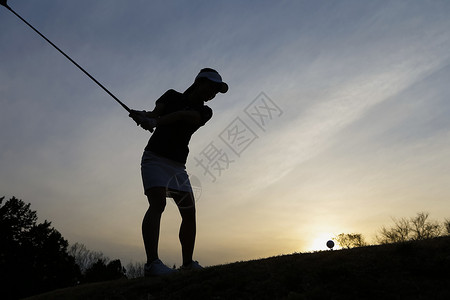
[
  {"left": 173, "top": 192, "right": 196, "bottom": 266},
  {"left": 143, "top": 187, "right": 167, "bottom": 263}
]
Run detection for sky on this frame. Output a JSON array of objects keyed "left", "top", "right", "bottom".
[{"left": 1, "top": 0, "right": 450, "bottom": 267}]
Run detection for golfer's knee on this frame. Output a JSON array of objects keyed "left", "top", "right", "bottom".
[
  {"left": 180, "top": 206, "right": 196, "bottom": 222},
  {"left": 146, "top": 188, "right": 167, "bottom": 213},
  {"left": 150, "top": 200, "right": 166, "bottom": 213},
  {"left": 175, "top": 193, "right": 195, "bottom": 208}
]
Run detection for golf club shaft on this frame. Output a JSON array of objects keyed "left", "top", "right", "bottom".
[{"left": 2, "top": 3, "right": 131, "bottom": 113}]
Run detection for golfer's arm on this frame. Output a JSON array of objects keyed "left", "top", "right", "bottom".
[{"left": 156, "top": 111, "right": 202, "bottom": 126}]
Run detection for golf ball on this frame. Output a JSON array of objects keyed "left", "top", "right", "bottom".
[{"left": 326, "top": 240, "right": 335, "bottom": 249}]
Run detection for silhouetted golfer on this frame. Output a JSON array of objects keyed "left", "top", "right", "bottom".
[{"left": 129, "top": 68, "right": 228, "bottom": 276}]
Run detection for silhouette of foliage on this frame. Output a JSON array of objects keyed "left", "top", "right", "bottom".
[
  {"left": 0, "top": 196, "right": 80, "bottom": 299},
  {"left": 445, "top": 219, "right": 450, "bottom": 235},
  {"left": 68, "top": 242, "right": 127, "bottom": 282},
  {"left": 125, "top": 261, "right": 145, "bottom": 279},
  {"left": 334, "top": 233, "right": 367, "bottom": 249},
  {"left": 84, "top": 259, "right": 126, "bottom": 283}
]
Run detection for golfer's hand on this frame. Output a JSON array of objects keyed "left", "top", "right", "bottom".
[
  {"left": 129, "top": 110, "right": 157, "bottom": 132},
  {"left": 139, "top": 118, "right": 158, "bottom": 132},
  {"left": 129, "top": 110, "right": 145, "bottom": 123}
]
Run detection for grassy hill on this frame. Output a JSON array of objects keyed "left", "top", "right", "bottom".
[{"left": 26, "top": 236, "right": 450, "bottom": 299}]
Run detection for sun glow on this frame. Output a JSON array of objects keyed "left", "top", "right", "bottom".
[{"left": 307, "top": 232, "right": 335, "bottom": 252}]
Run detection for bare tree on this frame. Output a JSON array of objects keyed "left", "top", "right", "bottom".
[
  {"left": 377, "top": 217, "right": 411, "bottom": 244},
  {"left": 69, "top": 242, "right": 108, "bottom": 273},
  {"left": 377, "top": 212, "right": 442, "bottom": 244},
  {"left": 410, "top": 212, "right": 441, "bottom": 240},
  {"left": 335, "top": 233, "right": 367, "bottom": 249}
]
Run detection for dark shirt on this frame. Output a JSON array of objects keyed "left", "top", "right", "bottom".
[{"left": 145, "top": 89, "right": 213, "bottom": 164}]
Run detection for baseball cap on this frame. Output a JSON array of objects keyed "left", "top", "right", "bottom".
[{"left": 195, "top": 69, "right": 228, "bottom": 93}]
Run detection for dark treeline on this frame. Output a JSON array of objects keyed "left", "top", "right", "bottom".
[
  {"left": 0, "top": 196, "right": 126, "bottom": 299},
  {"left": 2, "top": 196, "right": 449, "bottom": 298}
]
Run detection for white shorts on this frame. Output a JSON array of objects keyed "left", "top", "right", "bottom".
[{"left": 141, "top": 151, "right": 193, "bottom": 196}]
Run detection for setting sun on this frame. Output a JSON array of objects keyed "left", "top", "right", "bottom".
[{"left": 307, "top": 233, "right": 336, "bottom": 252}]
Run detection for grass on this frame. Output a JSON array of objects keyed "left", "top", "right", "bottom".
[{"left": 25, "top": 236, "right": 450, "bottom": 299}]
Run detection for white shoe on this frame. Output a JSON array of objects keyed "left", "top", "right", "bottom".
[
  {"left": 144, "top": 259, "right": 177, "bottom": 276},
  {"left": 181, "top": 260, "right": 203, "bottom": 271}
]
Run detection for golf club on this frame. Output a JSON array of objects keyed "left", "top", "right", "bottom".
[{"left": 1, "top": 0, "right": 131, "bottom": 113}]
